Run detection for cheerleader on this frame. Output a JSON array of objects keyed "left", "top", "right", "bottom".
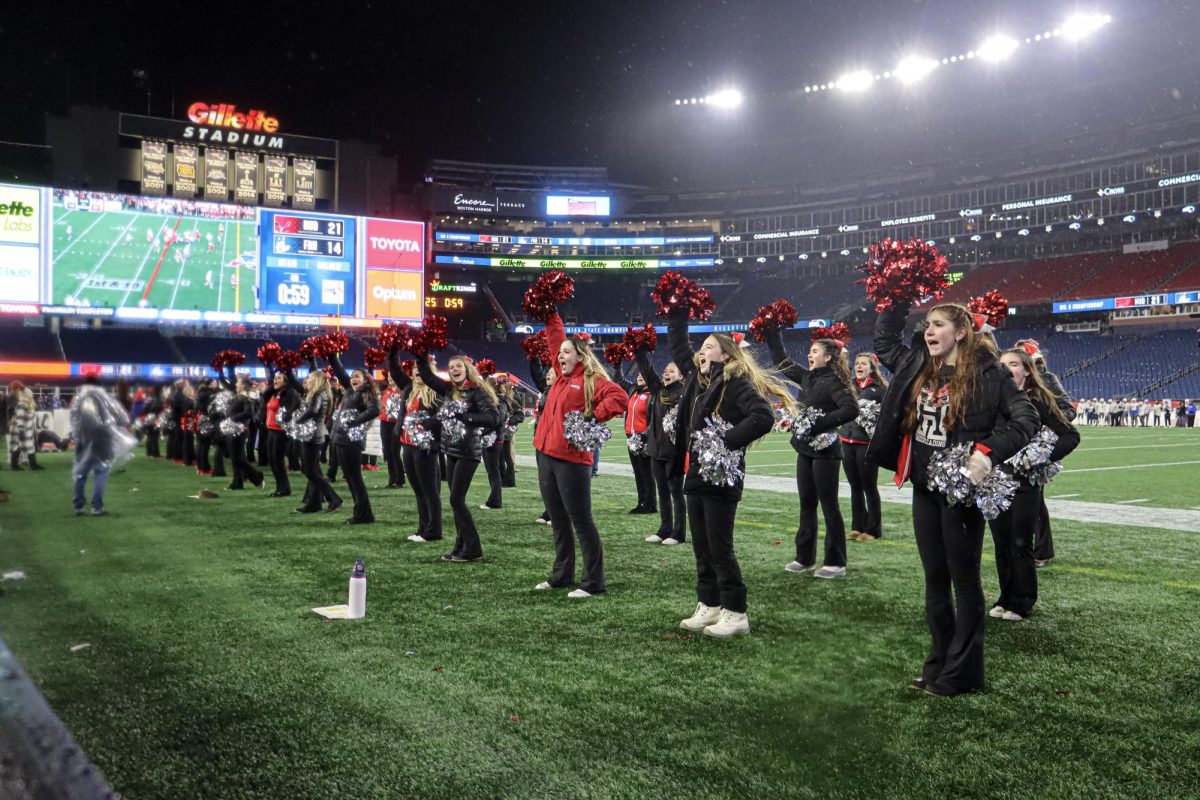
[
  {"left": 666, "top": 309, "right": 792, "bottom": 635},
  {"left": 416, "top": 353, "right": 500, "bottom": 559},
  {"left": 989, "top": 347, "right": 1079, "bottom": 621},
  {"left": 194, "top": 379, "right": 215, "bottom": 475},
  {"left": 528, "top": 357, "right": 555, "bottom": 524},
  {"left": 764, "top": 328, "right": 859, "bottom": 579},
  {"left": 623, "top": 371, "right": 657, "bottom": 515},
  {"left": 220, "top": 372, "right": 265, "bottom": 491},
  {"left": 497, "top": 376, "right": 524, "bottom": 488},
  {"left": 327, "top": 352, "right": 381, "bottom": 524},
  {"left": 387, "top": 351, "right": 444, "bottom": 543},
  {"left": 479, "top": 376, "right": 509, "bottom": 511},
  {"left": 293, "top": 369, "right": 342, "bottom": 514},
  {"left": 379, "top": 374, "right": 406, "bottom": 489},
  {"left": 843, "top": 354, "right": 887, "bottom": 542},
  {"left": 871, "top": 302, "right": 1038, "bottom": 696},
  {"left": 167, "top": 379, "right": 194, "bottom": 464},
  {"left": 633, "top": 350, "right": 686, "bottom": 544},
  {"left": 143, "top": 385, "right": 163, "bottom": 458},
  {"left": 262, "top": 367, "right": 301, "bottom": 497},
  {"left": 532, "top": 309, "right": 628, "bottom": 596}
]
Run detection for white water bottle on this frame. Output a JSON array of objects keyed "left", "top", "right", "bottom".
[{"left": 348, "top": 559, "right": 367, "bottom": 619}]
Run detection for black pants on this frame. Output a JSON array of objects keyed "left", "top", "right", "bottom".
[
  {"left": 912, "top": 486, "right": 986, "bottom": 692},
  {"left": 651, "top": 458, "right": 685, "bottom": 541},
  {"left": 403, "top": 444, "right": 443, "bottom": 540},
  {"left": 299, "top": 440, "right": 341, "bottom": 511},
  {"left": 500, "top": 438, "right": 517, "bottom": 487},
  {"left": 246, "top": 424, "right": 260, "bottom": 464},
  {"left": 841, "top": 443, "right": 881, "bottom": 537},
  {"left": 167, "top": 428, "right": 183, "bottom": 461},
  {"left": 537, "top": 451, "right": 606, "bottom": 593},
  {"left": 628, "top": 448, "right": 656, "bottom": 510},
  {"left": 145, "top": 429, "right": 160, "bottom": 458},
  {"left": 287, "top": 440, "right": 302, "bottom": 471},
  {"left": 256, "top": 425, "right": 269, "bottom": 465},
  {"left": 227, "top": 434, "right": 263, "bottom": 489},
  {"left": 687, "top": 493, "right": 746, "bottom": 613},
  {"left": 794, "top": 454, "right": 847, "bottom": 567},
  {"left": 196, "top": 435, "right": 212, "bottom": 473},
  {"left": 266, "top": 429, "right": 291, "bottom": 496},
  {"left": 1033, "top": 498, "right": 1055, "bottom": 561},
  {"left": 447, "top": 456, "right": 482, "bottom": 558},
  {"left": 380, "top": 420, "right": 403, "bottom": 486},
  {"left": 482, "top": 442, "right": 504, "bottom": 508},
  {"left": 989, "top": 484, "right": 1040, "bottom": 617},
  {"left": 211, "top": 441, "right": 226, "bottom": 477},
  {"left": 335, "top": 442, "right": 373, "bottom": 522},
  {"left": 183, "top": 432, "right": 195, "bottom": 466}
]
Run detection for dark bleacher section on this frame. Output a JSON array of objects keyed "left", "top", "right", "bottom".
[
  {"left": 167, "top": 334, "right": 372, "bottom": 366},
  {"left": 1159, "top": 256, "right": 1200, "bottom": 291},
  {"left": 0, "top": 322, "right": 62, "bottom": 360},
  {"left": 1000, "top": 253, "right": 1117, "bottom": 305},
  {"left": 61, "top": 327, "right": 177, "bottom": 364},
  {"left": 1059, "top": 243, "right": 1200, "bottom": 300},
  {"left": 941, "top": 261, "right": 1025, "bottom": 304}
]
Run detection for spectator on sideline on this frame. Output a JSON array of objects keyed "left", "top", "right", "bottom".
[{"left": 70, "top": 376, "right": 134, "bottom": 516}]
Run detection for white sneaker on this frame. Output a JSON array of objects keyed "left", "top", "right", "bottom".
[
  {"left": 535, "top": 515, "right": 550, "bottom": 525},
  {"left": 661, "top": 537, "right": 681, "bottom": 546},
  {"left": 407, "top": 534, "right": 428, "bottom": 543},
  {"left": 784, "top": 561, "right": 814, "bottom": 573},
  {"left": 679, "top": 602, "right": 722, "bottom": 631},
  {"left": 567, "top": 588, "right": 593, "bottom": 599},
  {"left": 1001, "top": 610, "right": 1024, "bottom": 621},
  {"left": 813, "top": 566, "right": 847, "bottom": 580},
  {"left": 644, "top": 534, "right": 663, "bottom": 543},
  {"left": 988, "top": 605, "right": 1007, "bottom": 618},
  {"left": 479, "top": 504, "right": 498, "bottom": 510},
  {"left": 704, "top": 608, "right": 750, "bottom": 637},
  {"left": 534, "top": 581, "right": 553, "bottom": 590}
]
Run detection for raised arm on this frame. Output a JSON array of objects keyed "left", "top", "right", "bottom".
[
  {"left": 415, "top": 353, "right": 454, "bottom": 397},
  {"left": 764, "top": 327, "right": 807, "bottom": 383},
  {"left": 873, "top": 304, "right": 915, "bottom": 374},
  {"left": 386, "top": 349, "right": 413, "bottom": 392},
  {"left": 544, "top": 310, "right": 567, "bottom": 365},
  {"left": 634, "top": 348, "right": 663, "bottom": 393},
  {"left": 219, "top": 365, "right": 236, "bottom": 392},
  {"left": 328, "top": 352, "right": 351, "bottom": 390},
  {"left": 667, "top": 308, "right": 696, "bottom": 378},
  {"left": 528, "top": 358, "right": 548, "bottom": 393}
]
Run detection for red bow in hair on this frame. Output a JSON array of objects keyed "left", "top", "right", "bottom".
[
  {"left": 970, "top": 313, "right": 991, "bottom": 333},
  {"left": 575, "top": 332, "right": 592, "bottom": 343},
  {"left": 731, "top": 332, "right": 745, "bottom": 345},
  {"left": 459, "top": 355, "right": 474, "bottom": 365},
  {"left": 1021, "top": 342, "right": 1040, "bottom": 357}
]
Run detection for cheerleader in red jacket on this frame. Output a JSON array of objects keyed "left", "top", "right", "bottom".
[{"left": 533, "top": 309, "right": 629, "bottom": 597}]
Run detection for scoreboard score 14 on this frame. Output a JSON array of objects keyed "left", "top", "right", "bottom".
[{"left": 258, "top": 210, "right": 358, "bottom": 316}]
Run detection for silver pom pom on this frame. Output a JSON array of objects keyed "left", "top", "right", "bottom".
[
  {"left": 563, "top": 410, "right": 612, "bottom": 452},
  {"left": 155, "top": 410, "right": 176, "bottom": 433},
  {"left": 927, "top": 442, "right": 1018, "bottom": 521},
  {"left": 402, "top": 410, "right": 436, "bottom": 452},
  {"left": 437, "top": 399, "right": 469, "bottom": 443},
  {"left": 627, "top": 431, "right": 646, "bottom": 455},
  {"left": 196, "top": 414, "right": 214, "bottom": 438},
  {"left": 856, "top": 399, "right": 881, "bottom": 439},
  {"left": 782, "top": 406, "right": 838, "bottom": 450},
  {"left": 975, "top": 468, "right": 1020, "bottom": 520},
  {"left": 208, "top": 390, "right": 234, "bottom": 418},
  {"left": 1006, "top": 426, "right": 1062, "bottom": 485},
  {"left": 662, "top": 405, "right": 679, "bottom": 444},
  {"left": 481, "top": 431, "right": 498, "bottom": 449},
  {"left": 504, "top": 422, "right": 518, "bottom": 439},
  {"left": 335, "top": 409, "right": 368, "bottom": 442},
  {"left": 285, "top": 416, "right": 318, "bottom": 443},
  {"left": 218, "top": 418, "right": 247, "bottom": 438},
  {"left": 132, "top": 414, "right": 151, "bottom": 434},
  {"left": 386, "top": 393, "right": 405, "bottom": 420},
  {"left": 689, "top": 416, "right": 744, "bottom": 487}
]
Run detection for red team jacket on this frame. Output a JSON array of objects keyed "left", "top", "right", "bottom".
[
  {"left": 625, "top": 391, "right": 650, "bottom": 436},
  {"left": 533, "top": 311, "right": 629, "bottom": 466}
]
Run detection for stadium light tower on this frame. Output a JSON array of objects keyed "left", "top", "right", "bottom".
[
  {"left": 894, "top": 56, "right": 939, "bottom": 84},
  {"left": 977, "top": 34, "right": 1020, "bottom": 62},
  {"left": 835, "top": 70, "right": 875, "bottom": 92},
  {"left": 1061, "top": 12, "right": 1112, "bottom": 41}
]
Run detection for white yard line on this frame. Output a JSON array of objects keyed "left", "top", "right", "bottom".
[
  {"left": 1048, "top": 493, "right": 1081, "bottom": 499},
  {"left": 119, "top": 237, "right": 168, "bottom": 307},
  {"left": 1079, "top": 442, "right": 1197, "bottom": 452},
  {"left": 1117, "top": 498, "right": 1150, "bottom": 504},
  {"left": 51, "top": 210, "right": 108, "bottom": 262},
  {"left": 71, "top": 214, "right": 137, "bottom": 301},
  {"left": 1066, "top": 460, "right": 1200, "bottom": 473},
  {"left": 168, "top": 219, "right": 202, "bottom": 309},
  {"left": 217, "top": 222, "right": 229, "bottom": 311}
]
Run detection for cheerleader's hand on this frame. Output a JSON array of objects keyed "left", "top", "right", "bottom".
[{"left": 967, "top": 450, "right": 993, "bottom": 485}]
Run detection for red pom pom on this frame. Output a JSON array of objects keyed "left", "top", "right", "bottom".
[
  {"left": 748, "top": 299, "right": 799, "bottom": 342},
  {"left": 604, "top": 343, "right": 633, "bottom": 367},
  {"left": 476, "top": 358, "right": 497, "bottom": 378},
  {"left": 857, "top": 238, "right": 950, "bottom": 312},
  {"left": 325, "top": 330, "right": 350, "bottom": 355},
  {"left": 399, "top": 359, "right": 416, "bottom": 376},
  {"left": 210, "top": 349, "right": 246, "bottom": 370},
  {"left": 410, "top": 315, "right": 448, "bottom": 357},
  {"left": 622, "top": 323, "right": 658, "bottom": 353},
  {"left": 362, "top": 346, "right": 387, "bottom": 371},
  {"left": 298, "top": 336, "right": 325, "bottom": 360},
  {"left": 811, "top": 322, "right": 852, "bottom": 346},
  {"left": 256, "top": 342, "right": 282, "bottom": 365},
  {"left": 377, "top": 321, "right": 413, "bottom": 353},
  {"left": 651, "top": 271, "right": 716, "bottom": 320},
  {"left": 321, "top": 365, "right": 337, "bottom": 382},
  {"left": 522, "top": 270, "right": 575, "bottom": 322},
  {"left": 520, "top": 330, "right": 553, "bottom": 366},
  {"left": 967, "top": 290, "right": 1009, "bottom": 328},
  {"left": 275, "top": 350, "right": 302, "bottom": 371}
]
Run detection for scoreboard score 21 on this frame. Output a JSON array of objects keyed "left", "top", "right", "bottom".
[{"left": 258, "top": 210, "right": 358, "bottom": 316}]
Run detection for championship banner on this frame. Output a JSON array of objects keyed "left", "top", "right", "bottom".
[
  {"left": 140, "top": 141, "right": 167, "bottom": 195},
  {"left": 292, "top": 158, "right": 316, "bottom": 210},
  {"left": 234, "top": 151, "right": 258, "bottom": 204},
  {"left": 204, "top": 149, "right": 229, "bottom": 201},
  {"left": 174, "top": 144, "right": 198, "bottom": 197},
  {"left": 263, "top": 154, "right": 287, "bottom": 207}
]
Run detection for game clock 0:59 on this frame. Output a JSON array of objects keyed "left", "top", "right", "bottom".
[{"left": 426, "top": 296, "right": 465, "bottom": 310}]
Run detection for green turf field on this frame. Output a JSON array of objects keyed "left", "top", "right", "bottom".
[
  {"left": 1, "top": 426, "right": 1198, "bottom": 799},
  {"left": 52, "top": 207, "right": 257, "bottom": 313}
]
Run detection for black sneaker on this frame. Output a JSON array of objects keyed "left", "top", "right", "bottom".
[
  {"left": 923, "top": 681, "right": 974, "bottom": 698},
  {"left": 907, "top": 678, "right": 926, "bottom": 692}
]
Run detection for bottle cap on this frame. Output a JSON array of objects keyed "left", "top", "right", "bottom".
[{"left": 352, "top": 559, "right": 366, "bottom": 578}]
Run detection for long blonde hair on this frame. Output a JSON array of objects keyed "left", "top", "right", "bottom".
[
  {"left": 567, "top": 337, "right": 608, "bottom": 416},
  {"left": 409, "top": 357, "right": 440, "bottom": 409},
  {"left": 449, "top": 356, "right": 498, "bottom": 405},
  {"left": 705, "top": 334, "right": 799, "bottom": 423},
  {"left": 904, "top": 303, "right": 983, "bottom": 433},
  {"left": 305, "top": 369, "right": 333, "bottom": 407}
]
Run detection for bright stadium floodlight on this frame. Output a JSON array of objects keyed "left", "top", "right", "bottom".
[
  {"left": 707, "top": 88, "right": 744, "bottom": 109},
  {"left": 1061, "top": 12, "right": 1111, "bottom": 41},
  {"left": 977, "top": 34, "right": 1020, "bottom": 62},
  {"left": 894, "top": 56, "right": 939, "bottom": 84},
  {"left": 835, "top": 70, "right": 875, "bottom": 92}
]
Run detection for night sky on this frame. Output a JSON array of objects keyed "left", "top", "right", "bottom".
[{"left": 4, "top": 0, "right": 1199, "bottom": 190}]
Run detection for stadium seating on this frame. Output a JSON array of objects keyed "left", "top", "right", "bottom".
[
  {"left": 1058, "top": 243, "right": 1200, "bottom": 300},
  {"left": 0, "top": 321, "right": 63, "bottom": 360},
  {"left": 1158, "top": 255, "right": 1200, "bottom": 291},
  {"left": 61, "top": 327, "right": 178, "bottom": 364}
]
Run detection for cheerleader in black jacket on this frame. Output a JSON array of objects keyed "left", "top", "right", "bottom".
[
  {"left": 387, "top": 351, "right": 444, "bottom": 543},
  {"left": 143, "top": 386, "right": 163, "bottom": 458},
  {"left": 497, "top": 377, "right": 523, "bottom": 488},
  {"left": 195, "top": 379, "right": 216, "bottom": 475},
  {"left": 220, "top": 371, "right": 265, "bottom": 491},
  {"left": 262, "top": 367, "right": 301, "bottom": 497},
  {"left": 989, "top": 347, "right": 1080, "bottom": 621},
  {"left": 293, "top": 369, "right": 342, "bottom": 514},
  {"left": 327, "top": 352, "right": 381, "bottom": 524},
  {"left": 765, "top": 329, "right": 859, "bottom": 578},
  {"left": 416, "top": 354, "right": 501, "bottom": 560},
  {"left": 842, "top": 354, "right": 888, "bottom": 542},
  {"left": 634, "top": 349, "right": 687, "bottom": 544},
  {"left": 667, "top": 309, "right": 792, "bottom": 636},
  {"left": 168, "top": 379, "right": 194, "bottom": 464},
  {"left": 870, "top": 302, "right": 1038, "bottom": 696},
  {"left": 479, "top": 376, "right": 510, "bottom": 511}
]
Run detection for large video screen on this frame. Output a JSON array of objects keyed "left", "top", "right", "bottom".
[
  {"left": 545, "top": 194, "right": 611, "bottom": 217},
  {"left": 258, "top": 210, "right": 358, "bottom": 316}
]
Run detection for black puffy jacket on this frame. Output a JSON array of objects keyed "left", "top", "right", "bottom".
[
  {"left": 417, "top": 356, "right": 500, "bottom": 462},
  {"left": 1003, "top": 391, "right": 1081, "bottom": 489},
  {"left": 326, "top": 355, "right": 380, "bottom": 449},
  {"left": 868, "top": 305, "right": 1039, "bottom": 480},
  {"left": 765, "top": 329, "right": 859, "bottom": 459},
  {"left": 634, "top": 348, "right": 685, "bottom": 471},
  {"left": 840, "top": 379, "right": 885, "bottom": 445}
]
